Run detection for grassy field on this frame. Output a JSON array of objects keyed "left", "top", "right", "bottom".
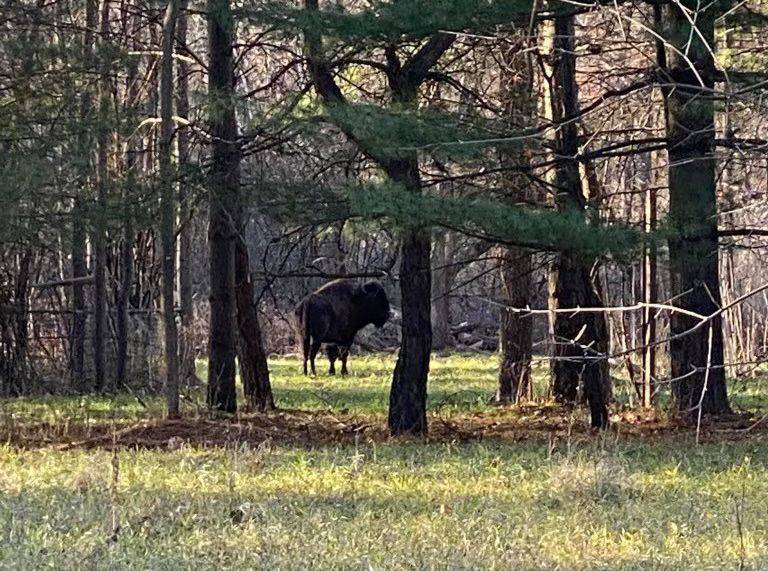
[{"left": 1, "top": 355, "right": 768, "bottom": 570}]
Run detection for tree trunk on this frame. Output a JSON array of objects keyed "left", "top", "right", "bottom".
[
  {"left": 71, "top": 0, "right": 98, "bottom": 388},
  {"left": 71, "top": 201, "right": 88, "bottom": 386},
  {"left": 301, "top": 3, "right": 452, "bottom": 435},
  {"left": 160, "top": 0, "right": 180, "bottom": 418},
  {"left": 92, "top": 0, "right": 111, "bottom": 392},
  {"left": 387, "top": 157, "right": 431, "bottom": 436},
  {"left": 496, "top": 30, "right": 535, "bottom": 403},
  {"left": 664, "top": 1, "right": 730, "bottom": 415},
  {"left": 547, "top": 15, "right": 609, "bottom": 427},
  {"left": 497, "top": 247, "right": 532, "bottom": 402},
  {"left": 234, "top": 233, "right": 275, "bottom": 411},
  {"left": 431, "top": 230, "right": 453, "bottom": 351},
  {"left": 176, "top": 0, "right": 197, "bottom": 386},
  {"left": 206, "top": 0, "right": 238, "bottom": 413},
  {"left": 0, "top": 253, "right": 30, "bottom": 396},
  {"left": 116, "top": 9, "right": 139, "bottom": 388}
]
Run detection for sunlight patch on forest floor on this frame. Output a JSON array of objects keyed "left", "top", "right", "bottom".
[{"left": 1, "top": 355, "right": 768, "bottom": 568}]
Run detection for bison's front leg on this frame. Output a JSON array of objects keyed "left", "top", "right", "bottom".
[{"left": 326, "top": 345, "right": 339, "bottom": 376}]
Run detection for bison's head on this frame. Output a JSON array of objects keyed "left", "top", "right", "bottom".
[{"left": 360, "top": 281, "right": 390, "bottom": 328}]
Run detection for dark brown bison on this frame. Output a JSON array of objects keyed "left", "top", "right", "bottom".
[{"left": 294, "top": 279, "right": 390, "bottom": 376}]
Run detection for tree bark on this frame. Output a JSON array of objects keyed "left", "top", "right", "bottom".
[
  {"left": 176, "top": 0, "right": 197, "bottom": 386},
  {"left": 431, "top": 230, "right": 454, "bottom": 351},
  {"left": 496, "top": 30, "right": 535, "bottom": 403},
  {"left": 387, "top": 157, "right": 432, "bottom": 436},
  {"left": 116, "top": 8, "right": 139, "bottom": 388},
  {"left": 206, "top": 0, "right": 238, "bottom": 413},
  {"left": 497, "top": 247, "right": 532, "bottom": 402},
  {"left": 71, "top": 0, "right": 99, "bottom": 388},
  {"left": 160, "top": 0, "right": 180, "bottom": 418},
  {"left": 92, "top": 0, "right": 111, "bottom": 392},
  {"left": 547, "top": 15, "right": 609, "bottom": 427},
  {"left": 71, "top": 199, "right": 88, "bottom": 386},
  {"left": 234, "top": 232, "right": 275, "bottom": 411},
  {"left": 664, "top": 1, "right": 730, "bottom": 415}
]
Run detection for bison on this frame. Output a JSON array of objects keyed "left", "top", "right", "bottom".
[{"left": 294, "top": 279, "right": 390, "bottom": 376}]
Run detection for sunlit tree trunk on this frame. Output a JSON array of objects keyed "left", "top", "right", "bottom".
[
  {"left": 664, "top": 1, "right": 730, "bottom": 415},
  {"left": 160, "top": 0, "right": 180, "bottom": 418},
  {"left": 546, "top": 15, "right": 609, "bottom": 427},
  {"left": 176, "top": 0, "right": 197, "bottom": 386}
]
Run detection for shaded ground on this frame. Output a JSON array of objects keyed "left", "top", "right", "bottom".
[
  {"left": 3, "top": 404, "right": 767, "bottom": 451},
  {"left": 2, "top": 354, "right": 768, "bottom": 450}
]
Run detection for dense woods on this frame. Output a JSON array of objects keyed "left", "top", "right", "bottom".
[{"left": 2, "top": 0, "right": 767, "bottom": 434}]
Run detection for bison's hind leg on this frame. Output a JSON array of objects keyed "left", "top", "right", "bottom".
[
  {"left": 340, "top": 346, "right": 350, "bottom": 376},
  {"left": 309, "top": 338, "right": 322, "bottom": 376},
  {"left": 302, "top": 335, "right": 310, "bottom": 375},
  {"left": 326, "top": 345, "right": 340, "bottom": 376}
]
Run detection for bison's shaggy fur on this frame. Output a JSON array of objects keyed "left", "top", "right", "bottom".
[{"left": 294, "top": 279, "right": 390, "bottom": 375}]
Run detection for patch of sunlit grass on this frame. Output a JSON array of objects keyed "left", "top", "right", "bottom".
[{"left": 2, "top": 355, "right": 768, "bottom": 568}]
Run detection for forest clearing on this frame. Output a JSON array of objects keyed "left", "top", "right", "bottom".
[
  {"left": 2, "top": 355, "right": 768, "bottom": 569},
  {"left": 3, "top": 0, "right": 768, "bottom": 567}
]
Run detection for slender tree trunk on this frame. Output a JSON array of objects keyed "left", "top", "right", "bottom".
[
  {"left": 71, "top": 0, "right": 98, "bottom": 387},
  {"left": 234, "top": 231, "right": 275, "bottom": 411},
  {"left": 206, "top": 0, "right": 238, "bottom": 413},
  {"left": 664, "top": 1, "right": 730, "bottom": 415},
  {"left": 176, "top": 0, "right": 196, "bottom": 385},
  {"left": 10, "top": 251, "right": 32, "bottom": 395},
  {"left": 387, "top": 157, "right": 431, "bottom": 435},
  {"left": 498, "top": 247, "right": 532, "bottom": 402},
  {"left": 547, "top": 15, "right": 609, "bottom": 427},
  {"left": 92, "top": 0, "right": 111, "bottom": 392},
  {"left": 160, "top": 0, "right": 180, "bottom": 418},
  {"left": 431, "top": 230, "right": 453, "bottom": 351},
  {"left": 71, "top": 202, "right": 88, "bottom": 386},
  {"left": 116, "top": 8, "right": 139, "bottom": 388},
  {"left": 496, "top": 31, "right": 535, "bottom": 403}
]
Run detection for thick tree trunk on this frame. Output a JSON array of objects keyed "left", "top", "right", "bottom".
[
  {"left": 206, "top": 0, "right": 238, "bottom": 413},
  {"left": 176, "top": 0, "right": 197, "bottom": 386},
  {"left": 497, "top": 247, "right": 532, "bottom": 402},
  {"left": 301, "top": 2, "right": 451, "bottom": 435},
  {"left": 496, "top": 31, "right": 535, "bottom": 403},
  {"left": 160, "top": 0, "right": 180, "bottom": 418},
  {"left": 547, "top": 15, "right": 609, "bottom": 427},
  {"left": 664, "top": 2, "right": 730, "bottom": 415},
  {"left": 234, "top": 235, "right": 275, "bottom": 411},
  {"left": 387, "top": 157, "right": 431, "bottom": 435}
]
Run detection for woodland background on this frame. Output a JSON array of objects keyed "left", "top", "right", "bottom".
[{"left": 1, "top": 0, "right": 767, "bottom": 432}]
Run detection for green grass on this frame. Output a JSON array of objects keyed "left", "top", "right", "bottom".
[{"left": 1, "top": 354, "right": 768, "bottom": 569}]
